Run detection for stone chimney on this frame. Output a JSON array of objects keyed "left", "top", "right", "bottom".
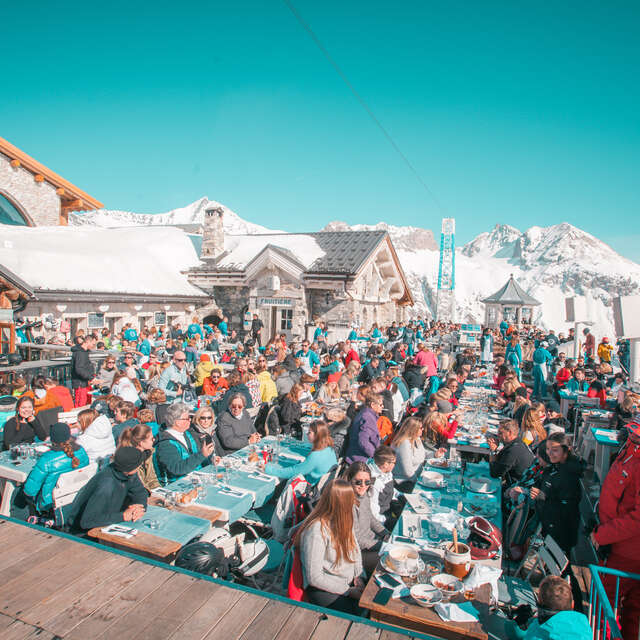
[{"left": 201, "top": 205, "right": 225, "bottom": 259}]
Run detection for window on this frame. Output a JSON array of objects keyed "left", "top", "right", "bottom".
[
  {"left": 87, "top": 312, "right": 105, "bottom": 329},
  {"left": 280, "top": 309, "right": 293, "bottom": 330},
  {"left": 0, "top": 194, "right": 28, "bottom": 226},
  {"left": 154, "top": 311, "right": 167, "bottom": 326}
]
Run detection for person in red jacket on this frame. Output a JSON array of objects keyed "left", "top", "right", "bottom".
[
  {"left": 555, "top": 363, "right": 573, "bottom": 388},
  {"left": 591, "top": 421, "right": 640, "bottom": 640},
  {"left": 586, "top": 379, "right": 607, "bottom": 409}
]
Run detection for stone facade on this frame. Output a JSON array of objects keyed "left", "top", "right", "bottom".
[
  {"left": 21, "top": 299, "right": 197, "bottom": 341},
  {"left": 0, "top": 152, "right": 60, "bottom": 226}
]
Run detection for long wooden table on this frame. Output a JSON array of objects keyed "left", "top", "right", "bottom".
[{"left": 359, "top": 455, "right": 503, "bottom": 640}]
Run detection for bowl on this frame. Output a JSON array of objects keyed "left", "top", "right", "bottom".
[
  {"left": 410, "top": 584, "right": 443, "bottom": 608},
  {"left": 430, "top": 573, "right": 464, "bottom": 599}
]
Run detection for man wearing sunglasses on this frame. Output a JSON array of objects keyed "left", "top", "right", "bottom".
[{"left": 157, "top": 351, "right": 189, "bottom": 401}]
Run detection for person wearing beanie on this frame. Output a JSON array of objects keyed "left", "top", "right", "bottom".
[
  {"left": 67, "top": 445, "right": 148, "bottom": 532},
  {"left": 23, "top": 422, "right": 90, "bottom": 513}
]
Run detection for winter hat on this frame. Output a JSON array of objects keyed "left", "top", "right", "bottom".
[
  {"left": 50, "top": 422, "right": 71, "bottom": 444},
  {"left": 602, "top": 337, "right": 609, "bottom": 343},
  {"left": 200, "top": 354, "right": 211, "bottom": 362},
  {"left": 113, "top": 446, "right": 145, "bottom": 473}
]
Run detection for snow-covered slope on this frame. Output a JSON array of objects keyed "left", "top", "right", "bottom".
[
  {"left": 69, "top": 197, "right": 279, "bottom": 235},
  {"left": 70, "top": 199, "right": 640, "bottom": 337}
]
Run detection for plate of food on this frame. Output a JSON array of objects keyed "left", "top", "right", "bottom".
[
  {"left": 426, "top": 458, "right": 449, "bottom": 470},
  {"left": 463, "top": 497, "right": 498, "bottom": 518},
  {"left": 410, "top": 584, "right": 443, "bottom": 608},
  {"left": 430, "top": 573, "right": 464, "bottom": 600}
]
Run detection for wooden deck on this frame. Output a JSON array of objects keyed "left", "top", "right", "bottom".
[{"left": 0, "top": 519, "right": 429, "bottom": 640}]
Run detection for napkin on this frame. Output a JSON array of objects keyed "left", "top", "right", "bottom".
[
  {"left": 463, "top": 564, "right": 502, "bottom": 601},
  {"left": 101, "top": 525, "right": 138, "bottom": 538},
  {"left": 434, "top": 601, "right": 479, "bottom": 623},
  {"left": 247, "top": 472, "right": 273, "bottom": 483}
]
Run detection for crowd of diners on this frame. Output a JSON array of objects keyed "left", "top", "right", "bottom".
[{"left": 1, "top": 316, "right": 638, "bottom": 635}]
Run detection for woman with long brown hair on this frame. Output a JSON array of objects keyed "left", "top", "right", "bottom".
[
  {"left": 23, "top": 422, "right": 90, "bottom": 513},
  {"left": 293, "top": 479, "right": 364, "bottom": 614},
  {"left": 277, "top": 382, "right": 304, "bottom": 436},
  {"left": 265, "top": 421, "right": 337, "bottom": 484},
  {"left": 345, "top": 461, "right": 389, "bottom": 574},
  {"left": 521, "top": 403, "right": 548, "bottom": 448},
  {"left": 118, "top": 424, "right": 159, "bottom": 492},
  {"left": 2, "top": 396, "right": 47, "bottom": 450},
  {"left": 75, "top": 408, "right": 116, "bottom": 465},
  {"left": 391, "top": 417, "right": 426, "bottom": 484}
]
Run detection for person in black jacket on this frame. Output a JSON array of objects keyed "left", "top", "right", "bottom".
[
  {"left": 359, "top": 357, "right": 385, "bottom": 384},
  {"left": 403, "top": 361, "right": 426, "bottom": 390},
  {"left": 277, "top": 383, "right": 303, "bottom": 436},
  {"left": 532, "top": 433, "right": 584, "bottom": 554},
  {"left": 2, "top": 396, "right": 47, "bottom": 450},
  {"left": 67, "top": 446, "right": 148, "bottom": 532},
  {"left": 488, "top": 420, "right": 534, "bottom": 487},
  {"left": 70, "top": 333, "right": 97, "bottom": 407}
]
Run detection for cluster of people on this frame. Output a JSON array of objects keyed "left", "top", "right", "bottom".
[{"left": 2, "top": 313, "right": 638, "bottom": 635}]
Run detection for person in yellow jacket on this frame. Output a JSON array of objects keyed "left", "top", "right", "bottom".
[
  {"left": 597, "top": 337, "right": 614, "bottom": 364},
  {"left": 257, "top": 365, "right": 278, "bottom": 403},
  {"left": 194, "top": 354, "right": 215, "bottom": 393}
]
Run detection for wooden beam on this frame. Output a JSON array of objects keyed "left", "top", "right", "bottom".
[
  {"left": 56, "top": 187, "right": 66, "bottom": 196},
  {"left": 10, "top": 159, "right": 20, "bottom": 168},
  {"left": 62, "top": 199, "right": 83, "bottom": 210},
  {"left": 34, "top": 174, "right": 45, "bottom": 183},
  {"left": 0, "top": 136, "right": 104, "bottom": 209}
]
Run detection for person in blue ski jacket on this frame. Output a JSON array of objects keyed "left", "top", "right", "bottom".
[
  {"left": 532, "top": 342, "right": 553, "bottom": 400},
  {"left": 505, "top": 335, "right": 523, "bottom": 381}
]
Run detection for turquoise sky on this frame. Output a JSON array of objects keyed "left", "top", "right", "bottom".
[{"left": 2, "top": 1, "right": 639, "bottom": 259}]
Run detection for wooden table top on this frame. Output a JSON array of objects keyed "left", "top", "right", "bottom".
[
  {"left": 147, "top": 495, "right": 223, "bottom": 524},
  {"left": 360, "top": 570, "right": 491, "bottom": 640},
  {"left": 88, "top": 526, "right": 182, "bottom": 561}
]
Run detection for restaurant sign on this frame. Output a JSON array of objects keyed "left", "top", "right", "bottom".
[{"left": 258, "top": 297, "right": 292, "bottom": 307}]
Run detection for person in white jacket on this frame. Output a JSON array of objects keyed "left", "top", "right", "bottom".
[{"left": 76, "top": 410, "right": 116, "bottom": 466}]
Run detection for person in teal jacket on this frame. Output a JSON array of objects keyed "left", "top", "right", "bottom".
[
  {"left": 264, "top": 421, "right": 337, "bottom": 485},
  {"left": 532, "top": 342, "right": 553, "bottom": 400},
  {"left": 23, "top": 422, "right": 90, "bottom": 513},
  {"left": 565, "top": 368, "right": 589, "bottom": 393},
  {"left": 505, "top": 335, "right": 523, "bottom": 381},
  {"left": 507, "top": 575, "right": 591, "bottom": 640}
]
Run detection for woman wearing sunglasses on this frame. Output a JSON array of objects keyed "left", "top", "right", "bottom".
[
  {"left": 345, "top": 461, "right": 389, "bottom": 574},
  {"left": 191, "top": 407, "right": 223, "bottom": 458}
]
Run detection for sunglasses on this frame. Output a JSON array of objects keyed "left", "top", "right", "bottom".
[
  {"left": 230, "top": 404, "right": 244, "bottom": 409},
  {"left": 352, "top": 479, "right": 372, "bottom": 487},
  {"left": 174, "top": 358, "right": 186, "bottom": 362},
  {"left": 200, "top": 416, "right": 214, "bottom": 421}
]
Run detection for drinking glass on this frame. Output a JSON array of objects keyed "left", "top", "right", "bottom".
[{"left": 428, "top": 521, "right": 440, "bottom": 542}]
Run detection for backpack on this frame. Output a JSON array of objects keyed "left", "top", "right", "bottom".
[{"left": 271, "top": 476, "right": 311, "bottom": 543}]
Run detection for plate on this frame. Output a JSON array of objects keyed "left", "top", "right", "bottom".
[
  {"left": 420, "top": 470, "right": 444, "bottom": 488},
  {"left": 467, "top": 476, "right": 498, "bottom": 494},
  {"left": 426, "top": 458, "right": 449, "bottom": 469},
  {"left": 381, "top": 546, "right": 425, "bottom": 577},
  {"left": 430, "top": 574, "right": 464, "bottom": 599},
  {"left": 410, "top": 584, "right": 443, "bottom": 608}
]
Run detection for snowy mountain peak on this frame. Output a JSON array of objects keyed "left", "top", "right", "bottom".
[
  {"left": 69, "top": 197, "right": 278, "bottom": 235},
  {"left": 322, "top": 220, "right": 437, "bottom": 252},
  {"left": 461, "top": 223, "right": 522, "bottom": 258}
]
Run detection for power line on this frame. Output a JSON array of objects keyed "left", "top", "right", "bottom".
[{"left": 282, "top": 0, "right": 446, "bottom": 215}]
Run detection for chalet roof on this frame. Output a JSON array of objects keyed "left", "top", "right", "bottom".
[
  {"left": 0, "top": 263, "right": 34, "bottom": 299},
  {"left": 0, "top": 137, "right": 103, "bottom": 211},
  {"left": 481, "top": 275, "right": 541, "bottom": 306},
  {"left": 200, "top": 230, "right": 387, "bottom": 275}
]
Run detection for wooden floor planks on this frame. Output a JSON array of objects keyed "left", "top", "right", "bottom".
[{"left": 0, "top": 519, "right": 421, "bottom": 640}]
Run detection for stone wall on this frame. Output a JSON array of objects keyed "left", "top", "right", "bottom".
[
  {"left": 211, "top": 286, "right": 252, "bottom": 332},
  {"left": 0, "top": 152, "right": 60, "bottom": 226}
]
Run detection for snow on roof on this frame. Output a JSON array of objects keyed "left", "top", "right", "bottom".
[
  {"left": 217, "top": 234, "right": 326, "bottom": 270},
  {"left": 0, "top": 224, "right": 206, "bottom": 297}
]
